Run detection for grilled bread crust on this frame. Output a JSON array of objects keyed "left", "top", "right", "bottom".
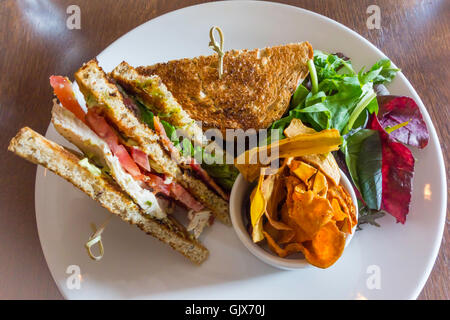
[
  {"left": 8, "top": 127, "right": 209, "bottom": 264},
  {"left": 137, "top": 42, "right": 313, "bottom": 133},
  {"left": 75, "top": 60, "right": 230, "bottom": 225}
]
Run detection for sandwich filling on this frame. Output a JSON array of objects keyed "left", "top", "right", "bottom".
[
  {"left": 110, "top": 62, "right": 239, "bottom": 197},
  {"left": 50, "top": 76, "right": 209, "bottom": 231},
  {"left": 52, "top": 101, "right": 165, "bottom": 219}
]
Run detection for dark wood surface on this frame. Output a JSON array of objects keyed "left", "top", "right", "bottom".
[{"left": 0, "top": 0, "right": 448, "bottom": 300}]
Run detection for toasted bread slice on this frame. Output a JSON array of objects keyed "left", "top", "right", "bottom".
[
  {"left": 137, "top": 42, "right": 313, "bottom": 133},
  {"left": 110, "top": 61, "right": 205, "bottom": 147},
  {"left": 75, "top": 60, "right": 230, "bottom": 225},
  {"left": 8, "top": 127, "right": 209, "bottom": 264}
]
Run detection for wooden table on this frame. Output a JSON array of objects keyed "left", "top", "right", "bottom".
[{"left": 0, "top": 0, "right": 448, "bottom": 300}]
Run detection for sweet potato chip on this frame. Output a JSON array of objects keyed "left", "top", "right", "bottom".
[
  {"left": 312, "top": 171, "right": 328, "bottom": 197},
  {"left": 284, "top": 242, "right": 305, "bottom": 253},
  {"left": 278, "top": 203, "right": 309, "bottom": 242},
  {"left": 331, "top": 197, "right": 354, "bottom": 234},
  {"left": 263, "top": 231, "right": 304, "bottom": 258},
  {"left": 265, "top": 211, "right": 292, "bottom": 231},
  {"left": 289, "top": 160, "right": 317, "bottom": 186},
  {"left": 266, "top": 175, "right": 286, "bottom": 220},
  {"left": 284, "top": 119, "right": 341, "bottom": 186},
  {"left": 339, "top": 218, "right": 353, "bottom": 234},
  {"left": 235, "top": 129, "right": 342, "bottom": 182},
  {"left": 301, "top": 222, "right": 346, "bottom": 269},
  {"left": 299, "top": 154, "right": 341, "bottom": 186},
  {"left": 292, "top": 224, "right": 313, "bottom": 243},
  {"left": 278, "top": 230, "right": 296, "bottom": 244},
  {"left": 285, "top": 175, "right": 303, "bottom": 206},
  {"left": 331, "top": 198, "right": 347, "bottom": 221},
  {"left": 252, "top": 217, "right": 264, "bottom": 243},
  {"left": 260, "top": 173, "right": 276, "bottom": 200},
  {"left": 294, "top": 184, "right": 307, "bottom": 194},
  {"left": 284, "top": 118, "right": 316, "bottom": 136},
  {"left": 250, "top": 172, "right": 266, "bottom": 242},
  {"left": 289, "top": 190, "right": 334, "bottom": 239},
  {"left": 280, "top": 203, "right": 289, "bottom": 223},
  {"left": 341, "top": 186, "right": 357, "bottom": 227},
  {"left": 250, "top": 173, "right": 265, "bottom": 225},
  {"left": 264, "top": 221, "right": 280, "bottom": 241},
  {"left": 263, "top": 231, "right": 287, "bottom": 257},
  {"left": 328, "top": 184, "right": 357, "bottom": 228}
]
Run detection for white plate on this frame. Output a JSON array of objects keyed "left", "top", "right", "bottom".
[{"left": 35, "top": 1, "right": 446, "bottom": 299}]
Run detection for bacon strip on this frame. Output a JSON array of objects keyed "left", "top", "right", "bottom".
[
  {"left": 143, "top": 174, "right": 204, "bottom": 212},
  {"left": 131, "top": 147, "right": 151, "bottom": 172},
  {"left": 153, "top": 116, "right": 181, "bottom": 162},
  {"left": 170, "top": 183, "right": 204, "bottom": 212},
  {"left": 143, "top": 174, "right": 171, "bottom": 196},
  {"left": 86, "top": 109, "right": 142, "bottom": 179},
  {"left": 154, "top": 116, "right": 229, "bottom": 200}
]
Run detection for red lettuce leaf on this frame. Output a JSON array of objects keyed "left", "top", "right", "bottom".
[
  {"left": 377, "top": 96, "right": 429, "bottom": 149},
  {"left": 368, "top": 115, "right": 415, "bottom": 223}
]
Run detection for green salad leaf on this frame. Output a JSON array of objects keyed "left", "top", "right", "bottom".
[
  {"left": 270, "top": 51, "right": 398, "bottom": 138},
  {"left": 366, "top": 58, "right": 400, "bottom": 84},
  {"left": 341, "top": 129, "right": 376, "bottom": 189},
  {"left": 135, "top": 100, "right": 155, "bottom": 129},
  {"left": 290, "top": 84, "right": 309, "bottom": 108},
  {"left": 357, "top": 132, "right": 383, "bottom": 210},
  {"left": 202, "top": 162, "right": 240, "bottom": 191},
  {"left": 342, "top": 129, "right": 382, "bottom": 210}
]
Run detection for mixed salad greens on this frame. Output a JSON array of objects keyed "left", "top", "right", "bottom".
[{"left": 268, "top": 50, "right": 429, "bottom": 228}]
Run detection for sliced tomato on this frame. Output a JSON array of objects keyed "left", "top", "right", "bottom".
[
  {"left": 86, "top": 109, "right": 142, "bottom": 179},
  {"left": 113, "top": 145, "right": 142, "bottom": 178},
  {"left": 85, "top": 110, "right": 119, "bottom": 151},
  {"left": 189, "top": 159, "right": 229, "bottom": 201},
  {"left": 131, "top": 147, "right": 151, "bottom": 172},
  {"left": 170, "top": 183, "right": 204, "bottom": 212},
  {"left": 50, "top": 76, "right": 86, "bottom": 123}
]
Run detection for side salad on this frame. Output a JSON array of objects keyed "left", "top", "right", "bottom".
[{"left": 268, "top": 50, "right": 429, "bottom": 228}]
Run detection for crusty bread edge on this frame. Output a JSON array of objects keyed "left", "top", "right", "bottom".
[
  {"left": 8, "top": 127, "right": 209, "bottom": 264},
  {"left": 110, "top": 61, "right": 205, "bottom": 147}
]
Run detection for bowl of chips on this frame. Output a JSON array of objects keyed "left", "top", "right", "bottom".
[
  {"left": 230, "top": 167, "right": 358, "bottom": 270},
  {"left": 230, "top": 119, "right": 358, "bottom": 270}
]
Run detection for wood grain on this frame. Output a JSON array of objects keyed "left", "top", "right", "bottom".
[{"left": 0, "top": 0, "right": 447, "bottom": 299}]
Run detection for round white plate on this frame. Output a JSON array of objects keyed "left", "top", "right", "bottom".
[{"left": 35, "top": 1, "right": 446, "bottom": 299}]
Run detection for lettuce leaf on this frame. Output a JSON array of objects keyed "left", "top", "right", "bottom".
[{"left": 269, "top": 52, "right": 395, "bottom": 137}]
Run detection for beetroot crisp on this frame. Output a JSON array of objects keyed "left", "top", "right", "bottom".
[{"left": 369, "top": 115, "right": 415, "bottom": 223}]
